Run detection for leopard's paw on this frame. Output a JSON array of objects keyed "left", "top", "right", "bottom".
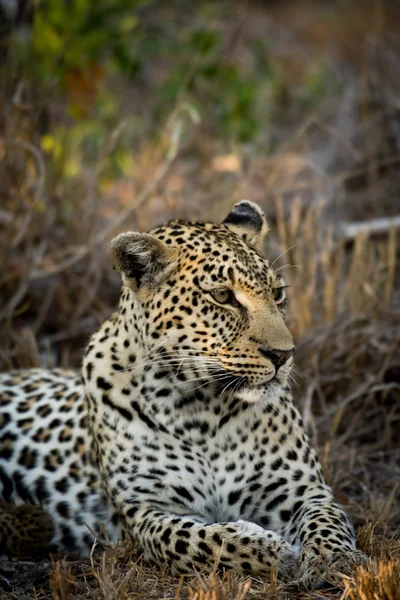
[
  {"left": 275, "top": 542, "right": 301, "bottom": 583},
  {"left": 297, "top": 547, "right": 370, "bottom": 589}
]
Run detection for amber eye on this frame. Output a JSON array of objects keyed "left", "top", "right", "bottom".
[
  {"left": 210, "top": 289, "right": 235, "bottom": 305},
  {"left": 273, "top": 287, "right": 286, "bottom": 304}
]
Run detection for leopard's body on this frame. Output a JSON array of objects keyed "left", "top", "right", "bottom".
[
  {"left": 0, "top": 369, "right": 119, "bottom": 554},
  {"left": 0, "top": 201, "right": 366, "bottom": 585}
]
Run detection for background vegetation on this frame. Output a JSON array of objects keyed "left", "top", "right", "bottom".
[{"left": 0, "top": 0, "right": 399, "bottom": 598}]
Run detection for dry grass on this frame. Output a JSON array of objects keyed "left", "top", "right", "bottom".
[
  {"left": 274, "top": 196, "right": 398, "bottom": 338},
  {"left": 342, "top": 560, "right": 400, "bottom": 600},
  {"left": 1, "top": 1, "right": 400, "bottom": 599},
  {"left": 3, "top": 541, "right": 400, "bottom": 600},
  {"left": 1, "top": 187, "right": 399, "bottom": 600}
]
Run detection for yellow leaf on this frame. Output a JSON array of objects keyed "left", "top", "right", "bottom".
[
  {"left": 41, "top": 135, "right": 55, "bottom": 152},
  {"left": 63, "top": 159, "right": 80, "bottom": 178},
  {"left": 118, "top": 153, "right": 134, "bottom": 176}
]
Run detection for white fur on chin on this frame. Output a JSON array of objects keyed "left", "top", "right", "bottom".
[{"left": 236, "top": 380, "right": 281, "bottom": 403}]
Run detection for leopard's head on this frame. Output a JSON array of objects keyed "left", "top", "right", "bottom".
[{"left": 111, "top": 201, "right": 294, "bottom": 401}]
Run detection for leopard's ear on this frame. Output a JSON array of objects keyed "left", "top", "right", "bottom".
[
  {"left": 110, "top": 232, "right": 177, "bottom": 288},
  {"left": 222, "top": 200, "right": 269, "bottom": 252}
]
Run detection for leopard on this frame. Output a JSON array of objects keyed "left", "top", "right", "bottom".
[{"left": 0, "top": 200, "right": 368, "bottom": 587}]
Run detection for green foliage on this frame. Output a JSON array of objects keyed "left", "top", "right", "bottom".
[
  {"left": 4, "top": 0, "right": 333, "bottom": 188},
  {"left": 32, "top": 0, "right": 147, "bottom": 77},
  {"left": 153, "top": 26, "right": 264, "bottom": 142}
]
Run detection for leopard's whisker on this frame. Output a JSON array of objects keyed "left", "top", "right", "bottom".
[
  {"left": 270, "top": 244, "right": 297, "bottom": 269},
  {"left": 187, "top": 373, "right": 235, "bottom": 393},
  {"left": 142, "top": 338, "right": 169, "bottom": 359},
  {"left": 291, "top": 365, "right": 308, "bottom": 383},
  {"left": 233, "top": 376, "right": 246, "bottom": 393},
  {"left": 177, "top": 371, "right": 235, "bottom": 387},
  {"left": 120, "top": 356, "right": 219, "bottom": 373},
  {"left": 218, "top": 377, "right": 239, "bottom": 397},
  {"left": 274, "top": 263, "right": 302, "bottom": 273}
]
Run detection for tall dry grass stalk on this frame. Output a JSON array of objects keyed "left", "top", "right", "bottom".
[
  {"left": 49, "top": 560, "right": 74, "bottom": 600},
  {"left": 341, "top": 560, "right": 400, "bottom": 600},
  {"left": 274, "top": 196, "right": 397, "bottom": 338},
  {"left": 188, "top": 574, "right": 252, "bottom": 600},
  {"left": 357, "top": 524, "right": 400, "bottom": 562}
]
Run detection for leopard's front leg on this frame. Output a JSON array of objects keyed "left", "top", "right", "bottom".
[
  {"left": 122, "top": 504, "right": 300, "bottom": 581},
  {"left": 288, "top": 485, "right": 368, "bottom": 586}
]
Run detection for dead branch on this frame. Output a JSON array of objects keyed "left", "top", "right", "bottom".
[
  {"left": 339, "top": 215, "right": 400, "bottom": 241},
  {"left": 28, "top": 106, "right": 197, "bottom": 282}
]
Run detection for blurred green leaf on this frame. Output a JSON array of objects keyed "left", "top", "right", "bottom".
[
  {"left": 120, "top": 15, "right": 138, "bottom": 34},
  {"left": 252, "top": 39, "right": 272, "bottom": 78},
  {"left": 189, "top": 29, "right": 219, "bottom": 55},
  {"left": 33, "top": 14, "right": 64, "bottom": 58},
  {"left": 303, "top": 63, "right": 328, "bottom": 101}
]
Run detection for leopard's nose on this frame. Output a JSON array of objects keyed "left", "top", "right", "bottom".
[{"left": 259, "top": 347, "right": 294, "bottom": 369}]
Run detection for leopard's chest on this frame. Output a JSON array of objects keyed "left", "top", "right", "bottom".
[{"left": 98, "top": 414, "right": 277, "bottom": 524}]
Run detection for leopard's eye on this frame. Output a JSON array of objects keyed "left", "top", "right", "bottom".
[
  {"left": 210, "top": 289, "right": 235, "bottom": 305},
  {"left": 273, "top": 287, "right": 286, "bottom": 304}
]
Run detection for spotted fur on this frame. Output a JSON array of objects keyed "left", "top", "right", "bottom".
[{"left": 0, "top": 201, "right": 367, "bottom": 585}]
